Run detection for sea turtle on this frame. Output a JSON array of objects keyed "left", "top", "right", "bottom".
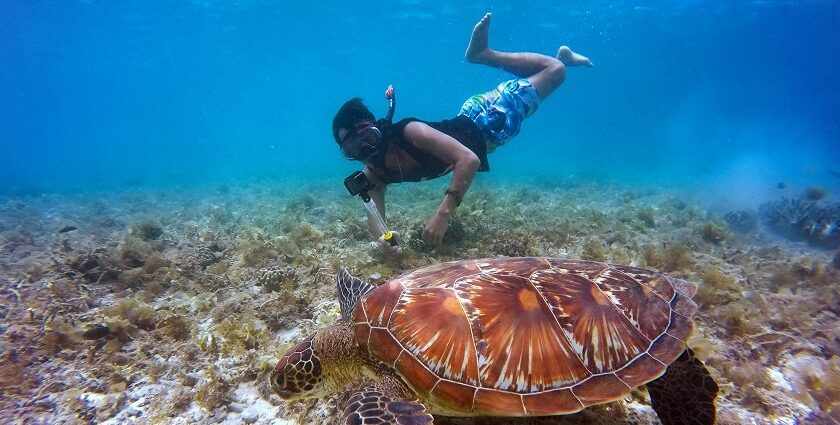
[{"left": 270, "top": 258, "right": 718, "bottom": 424}]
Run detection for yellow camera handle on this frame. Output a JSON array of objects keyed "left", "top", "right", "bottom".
[{"left": 382, "top": 231, "right": 397, "bottom": 246}]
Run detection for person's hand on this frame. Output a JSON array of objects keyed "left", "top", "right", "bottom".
[
  {"left": 423, "top": 212, "right": 450, "bottom": 248},
  {"left": 378, "top": 231, "right": 402, "bottom": 259}
]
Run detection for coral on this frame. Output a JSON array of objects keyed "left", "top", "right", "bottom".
[
  {"left": 724, "top": 210, "right": 758, "bottom": 233},
  {"left": 759, "top": 198, "right": 840, "bottom": 248},
  {"left": 129, "top": 219, "right": 163, "bottom": 241},
  {"left": 760, "top": 197, "right": 815, "bottom": 229},
  {"left": 255, "top": 265, "right": 297, "bottom": 293},
  {"left": 699, "top": 222, "right": 730, "bottom": 244},
  {"left": 194, "top": 246, "right": 220, "bottom": 268}
]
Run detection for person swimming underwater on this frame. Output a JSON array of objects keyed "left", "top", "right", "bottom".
[{"left": 333, "top": 12, "right": 592, "bottom": 257}]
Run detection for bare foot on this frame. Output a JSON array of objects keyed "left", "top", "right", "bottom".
[
  {"left": 465, "top": 13, "right": 492, "bottom": 63},
  {"left": 557, "top": 46, "right": 593, "bottom": 67}
]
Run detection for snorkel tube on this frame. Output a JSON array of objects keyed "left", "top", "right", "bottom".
[{"left": 378, "top": 85, "right": 396, "bottom": 127}]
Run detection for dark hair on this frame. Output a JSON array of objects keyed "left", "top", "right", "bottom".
[{"left": 332, "top": 98, "right": 375, "bottom": 144}]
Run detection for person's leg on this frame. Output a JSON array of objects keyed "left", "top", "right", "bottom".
[{"left": 465, "top": 13, "right": 592, "bottom": 100}]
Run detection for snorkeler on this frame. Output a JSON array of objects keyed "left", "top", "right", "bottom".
[{"left": 333, "top": 13, "right": 593, "bottom": 257}]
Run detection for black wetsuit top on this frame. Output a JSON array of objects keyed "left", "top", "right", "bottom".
[{"left": 370, "top": 116, "right": 489, "bottom": 184}]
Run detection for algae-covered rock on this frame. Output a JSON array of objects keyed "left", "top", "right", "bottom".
[
  {"left": 724, "top": 210, "right": 758, "bottom": 233},
  {"left": 117, "top": 235, "right": 153, "bottom": 268},
  {"left": 487, "top": 228, "right": 539, "bottom": 257},
  {"left": 582, "top": 239, "right": 607, "bottom": 261},
  {"left": 129, "top": 219, "right": 163, "bottom": 241},
  {"left": 195, "top": 367, "right": 232, "bottom": 410},
  {"left": 642, "top": 243, "right": 694, "bottom": 272},
  {"left": 699, "top": 221, "right": 730, "bottom": 244},
  {"left": 105, "top": 298, "right": 155, "bottom": 330}
]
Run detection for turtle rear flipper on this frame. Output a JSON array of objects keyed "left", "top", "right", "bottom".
[
  {"left": 647, "top": 347, "right": 719, "bottom": 425},
  {"left": 342, "top": 388, "right": 433, "bottom": 425}
]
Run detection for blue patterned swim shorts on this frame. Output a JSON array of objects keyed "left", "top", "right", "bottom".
[{"left": 458, "top": 78, "right": 540, "bottom": 152}]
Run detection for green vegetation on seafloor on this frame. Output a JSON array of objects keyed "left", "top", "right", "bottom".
[{"left": 1, "top": 180, "right": 838, "bottom": 423}]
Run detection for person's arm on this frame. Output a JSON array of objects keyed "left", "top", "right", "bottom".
[
  {"left": 363, "top": 167, "right": 401, "bottom": 257},
  {"left": 403, "top": 122, "right": 480, "bottom": 247}
]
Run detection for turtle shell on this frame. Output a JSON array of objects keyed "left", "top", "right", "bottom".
[{"left": 352, "top": 257, "right": 698, "bottom": 416}]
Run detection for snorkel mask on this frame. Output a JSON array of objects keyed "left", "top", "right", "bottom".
[{"left": 339, "top": 85, "right": 396, "bottom": 161}]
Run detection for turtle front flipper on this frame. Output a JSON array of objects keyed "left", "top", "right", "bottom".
[
  {"left": 646, "top": 347, "right": 719, "bottom": 425},
  {"left": 337, "top": 267, "right": 376, "bottom": 321},
  {"left": 342, "top": 387, "right": 433, "bottom": 425}
]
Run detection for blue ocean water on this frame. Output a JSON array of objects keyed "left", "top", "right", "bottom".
[{"left": 2, "top": 0, "right": 838, "bottom": 204}]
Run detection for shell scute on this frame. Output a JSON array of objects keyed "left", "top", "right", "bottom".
[
  {"left": 357, "top": 280, "right": 404, "bottom": 327},
  {"left": 532, "top": 269, "right": 651, "bottom": 374},
  {"left": 431, "top": 380, "right": 476, "bottom": 413},
  {"left": 546, "top": 259, "right": 609, "bottom": 279},
  {"left": 367, "top": 327, "right": 403, "bottom": 367},
  {"left": 648, "top": 333, "right": 686, "bottom": 365},
  {"left": 522, "top": 388, "right": 582, "bottom": 415},
  {"left": 400, "top": 261, "right": 482, "bottom": 289},
  {"left": 391, "top": 287, "right": 479, "bottom": 385},
  {"left": 615, "top": 353, "right": 668, "bottom": 388},
  {"left": 588, "top": 268, "right": 673, "bottom": 342},
  {"left": 474, "top": 388, "right": 525, "bottom": 416},
  {"left": 476, "top": 257, "right": 551, "bottom": 278},
  {"left": 394, "top": 350, "right": 438, "bottom": 398},
  {"left": 457, "top": 272, "right": 588, "bottom": 392},
  {"left": 571, "top": 373, "right": 630, "bottom": 405},
  {"left": 666, "top": 309, "right": 695, "bottom": 343}
]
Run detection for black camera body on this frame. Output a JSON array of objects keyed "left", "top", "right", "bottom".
[{"left": 344, "top": 170, "right": 374, "bottom": 201}]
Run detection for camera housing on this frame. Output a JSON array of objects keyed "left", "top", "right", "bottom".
[{"left": 343, "top": 170, "right": 374, "bottom": 201}]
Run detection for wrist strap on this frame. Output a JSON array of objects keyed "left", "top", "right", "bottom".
[{"left": 445, "top": 188, "right": 462, "bottom": 206}]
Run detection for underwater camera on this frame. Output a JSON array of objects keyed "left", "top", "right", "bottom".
[
  {"left": 344, "top": 170, "right": 374, "bottom": 202},
  {"left": 343, "top": 170, "right": 397, "bottom": 247}
]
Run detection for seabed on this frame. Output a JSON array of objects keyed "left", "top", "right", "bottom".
[{"left": 1, "top": 177, "right": 837, "bottom": 424}]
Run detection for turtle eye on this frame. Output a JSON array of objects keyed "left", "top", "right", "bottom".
[
  {"left": 270, "top": 334, "right": 322, "bottom": 399},
  {"left": 270, "top": 366, "right": 292, "bottom": 399}
]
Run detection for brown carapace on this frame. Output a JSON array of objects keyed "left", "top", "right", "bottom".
[{"left": 271, "top": 257, "right": 718, "bottom": 425}]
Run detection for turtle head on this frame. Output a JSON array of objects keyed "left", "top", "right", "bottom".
[{"left": 270, "top": 333, "right": 324, "bottom": 400}]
